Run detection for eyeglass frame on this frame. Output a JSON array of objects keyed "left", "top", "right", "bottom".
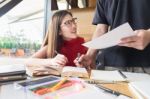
[{"left": 61, "top": 17, "right": 77, "bottom": 27}]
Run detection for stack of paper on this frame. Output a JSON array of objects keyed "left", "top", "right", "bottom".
[
  {"left": 83, "top": 23, "right": 136, "bottom": 49},
  {"left": 0, "top": 64, "right": 26, "bottom": 84}
]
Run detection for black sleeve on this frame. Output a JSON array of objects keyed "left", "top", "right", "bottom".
[{"left": 92, "top": 0, "right": 108, "bottom": 25}]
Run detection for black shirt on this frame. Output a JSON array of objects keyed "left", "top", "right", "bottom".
[{"left": 93, "top": 0, "right": 150, "bottom": 67}]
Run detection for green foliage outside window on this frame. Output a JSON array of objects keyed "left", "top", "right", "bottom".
[{"left": 0, "top": 35, "right": 41, "bottom": 51}]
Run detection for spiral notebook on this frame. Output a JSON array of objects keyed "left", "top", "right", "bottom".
[{"left": 129, "top": 80, "right": 150, "bottom": 99}]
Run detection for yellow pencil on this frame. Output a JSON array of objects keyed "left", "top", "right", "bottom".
[{"left": 50, "top": 77, "right": 68, "bottom": 92}]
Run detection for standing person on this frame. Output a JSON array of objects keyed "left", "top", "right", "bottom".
[
  {"left": 27, "top": 10, "right": 87, "bottom": 67},
  {"left": 74, "top": 0, "right": 150, "bottom": 73}
]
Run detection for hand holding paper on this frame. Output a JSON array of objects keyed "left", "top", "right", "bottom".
[
  {"left": 83, "top": 23, "right": 136, "bottom": 49},
  {"left": 119, "top": 29, "right": 150, "bottom": 50}
]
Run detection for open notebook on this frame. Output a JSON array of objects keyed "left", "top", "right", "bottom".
[
  {"left": 90, "top": 70, "right": 127, "bottom": 82},
  {"left": 61, "top": 66, "right": 89, "bottom": 78},
  {"left": 26, "top": 66, "right": 89, "bottom": 78},
  {"left": 129, "top": 80, "right": 150, "bottom": 99}
]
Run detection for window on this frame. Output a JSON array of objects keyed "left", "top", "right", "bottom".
[{"left": 0, "top": 0, "right": 44, "bottom": 57}]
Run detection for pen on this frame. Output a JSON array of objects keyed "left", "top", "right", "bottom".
[
  {"left": 96, "top": 84, "right": 131, "bottom": 98},
  {"left": 55, "top": 50, "right": 59, "bottom": 55},
  {"left": 96, "top": 84, "right": 120, "bottom": 96},
  {"left": 77, "top": 53, "right": 81, "bottom": 64},
  {"left": 118, "top": 70, "right": 127, "bottom": 79},
  {"left": 76, "top": 53, "right": 91, "bottom": 71}
]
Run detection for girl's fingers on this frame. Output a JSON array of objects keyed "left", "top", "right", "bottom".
[{"left": 55, "top": 54, "right": 68, "bottom": 63}]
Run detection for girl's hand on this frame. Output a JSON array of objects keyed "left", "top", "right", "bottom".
[{"left": 50, "top": 54, "right": 68, "bottom": 66}]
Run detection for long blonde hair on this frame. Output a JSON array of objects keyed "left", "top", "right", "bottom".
[{"left": 42, "top": 10, "right": 73, "bottom": 58}]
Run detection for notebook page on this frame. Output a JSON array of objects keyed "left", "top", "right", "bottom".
[{"left": 90, "top": 70, "right": 126, "bottom": 81}]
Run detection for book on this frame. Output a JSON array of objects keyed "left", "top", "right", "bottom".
[
  {"left": 0, "top": 64, "right": 27, "bottom": 84},
  {"left": 26, "top": 66, "right": 89, "bottom": 78},
  {"left": 0, "top": 75, "right": 27, "bottom": 84},
  {"left": 90, "top": 70, "right": 127, "bottom": 82},
  {"left": 0, "top": 64, "right": 26, "bottom": 76}
]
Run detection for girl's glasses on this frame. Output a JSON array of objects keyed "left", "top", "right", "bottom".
[{"left": 61, "top": 18, "right": 77, "bottom": 27}]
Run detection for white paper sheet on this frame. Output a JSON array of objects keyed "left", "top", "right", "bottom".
[
  {"left": 83, "top": 23, "right": 136, "bottom": 49},
  {"left": 62, "top": 66, "right": 87, "bottom": 73},
  {"left": 124, "top": 72, "right": 150, "bottom": 82},
  {"left": 90, "top": 70, "right": 126, "bottom": 82},
  {"left": 129, "top": 81, "right": 150, "bottom": 99}
]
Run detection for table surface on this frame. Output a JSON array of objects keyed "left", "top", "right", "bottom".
[
  {"left": 0, "top": 80, "right": 137, "bottom": 99},
  {"left": 1, "top": 58, "right": 147, "bottom": 99}
]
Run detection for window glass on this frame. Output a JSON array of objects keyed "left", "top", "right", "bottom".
[{"left": 0, "top": 0, "right": 44, "bottom": 57}]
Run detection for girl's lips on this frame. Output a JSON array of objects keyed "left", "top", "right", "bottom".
[
  {"left": 71, "top": 32, "right": 76, "bottom": 34},
  {"left": 71, "top": 30, "right": 77, "bottom": 33}
]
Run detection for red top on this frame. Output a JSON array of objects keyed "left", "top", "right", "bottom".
[{"left": 59, "top": 37, "right": 87, "bottom": 66}]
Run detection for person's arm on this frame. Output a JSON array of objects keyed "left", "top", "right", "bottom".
[
  {"left": 26, "top": 46, "right": 68, "bottom": 67},
  {"left": 86, "top": 24, "right": 109, "bottom": 59},
  {"left": 26, "top": 46, "right": 51, "bottom": 67},
  {"left": 119, "top": 29, "right": 150, "bottom": 50},
  {"left": 74, "top": 24, "right": 109, "bottom": 69},
  {"left": 31, "top": 46, "right": 48, "bottom": 58}
]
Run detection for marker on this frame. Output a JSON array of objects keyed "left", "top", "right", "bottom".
[
  {"left": 77, "top": 53, "right": 81, "bottom": 64},
  {"left": 55, "top": 50, "right": 59, "bottom": 55},
  {"left": 118, "top": 70, "right": 127, "bottom": 79}
]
